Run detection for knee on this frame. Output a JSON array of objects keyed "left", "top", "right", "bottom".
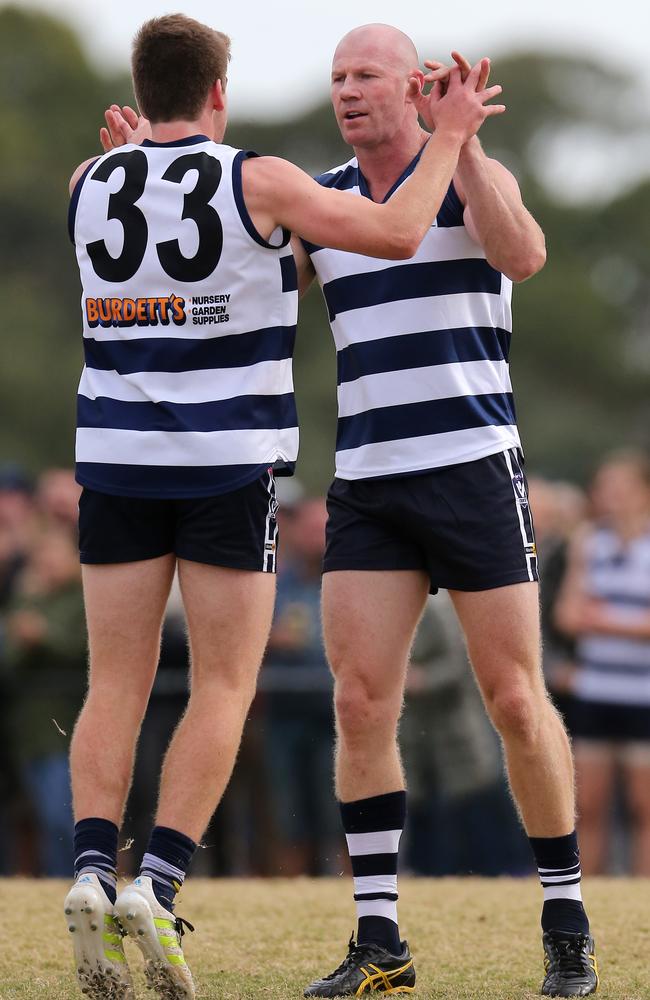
[
  {"left": 485, "top": 682, "right": 547, "bottom": 749},
  {"left": 334, "top": 674, "right": 400, "bottom": 743}
]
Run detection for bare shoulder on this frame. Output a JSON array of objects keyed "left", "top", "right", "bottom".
[
  {"left": 69, "top": 156, "right": 100, "bottom": 197},
  {"left": 242, "top": 155, "right": 303, "bottom": 196}
]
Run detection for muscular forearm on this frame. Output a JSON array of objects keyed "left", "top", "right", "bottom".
[{"left": 456, "top": 138, "right": 546, "bottom": 281}]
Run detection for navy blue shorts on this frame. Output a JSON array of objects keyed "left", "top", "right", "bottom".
[
  {"left": 79, "top": 471, "right": 279, "bottom": 572},
  {"left": 571, "top": 699, "right": 650, "bottom": 743},
  {"left": 323, "top": 448, "right": 538, "bottom": 593}
]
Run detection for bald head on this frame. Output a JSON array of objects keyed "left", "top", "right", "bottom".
[{"left": 333, "top": 23, "right": 419, "bottom": 75}]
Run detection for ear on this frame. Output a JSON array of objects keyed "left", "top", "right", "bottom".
[
  {"left": 406, "top": 69, "right": 425, "bottom": 103},
  {"left": 211, "top": 79, "right": 226, "bottom": 112}
]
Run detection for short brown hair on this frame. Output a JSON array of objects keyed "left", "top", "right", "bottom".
[{"left": 132, "top": 14, "right": 231, "bottom": 123}]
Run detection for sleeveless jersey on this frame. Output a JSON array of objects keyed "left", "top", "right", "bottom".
[
  {"left": 575, "top": 525, "right": 650, "bottom": 706},
  {"left": 304, "top": 150, "right": 520, "bottom": 481},
  {"left": 69, "top": 135, "right": 298, "bottom": 498}
]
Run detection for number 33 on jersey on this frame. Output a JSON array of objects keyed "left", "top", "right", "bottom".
[{"left": 69, "top": 136, "right": 299, "bottom": 499}]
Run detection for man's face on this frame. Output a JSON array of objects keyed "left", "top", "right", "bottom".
[{"left": 331, "top": 38, "right": 413, "bottom": 149}]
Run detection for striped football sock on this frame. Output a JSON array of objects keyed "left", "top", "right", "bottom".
[
  {"left": 74, "top": 817, "right": 119, "bottom": 903},
  {"left": 341, "top": 791, "right": 406, "bottom": 955},
  {"left": 139, "top": 825, "right": 197, "bottom": 912},
  {"left": 529, "top": 830, "right": 589, "bottom": 935}
]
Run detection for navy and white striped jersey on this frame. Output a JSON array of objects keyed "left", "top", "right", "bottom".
[
  {"left": 70, "top": 136, "right": 298, "bottom": 498},
  {"left": 304, "top": 150, "right": 520, "bottom": 480},
  {"left": 575, "top": 526, "right": 650, "bottom": 706}
]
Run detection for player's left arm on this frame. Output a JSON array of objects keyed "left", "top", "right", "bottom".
[
  {"left": 453, "top": 140, "right": 547, "bottom": 283},
  {"left": 69, "top": 157, "right": 98, "bottom": 196}
]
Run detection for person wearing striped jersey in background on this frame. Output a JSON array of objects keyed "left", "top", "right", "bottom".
[
  {"left": 63, "top": 13, "right": 502, "bottom": 1000},
  {"left": 293, "top": 24, "right": 598, "bottom": 1000},
  {"left": 555, "top": 450, "right": 650, "bottom": 876}
]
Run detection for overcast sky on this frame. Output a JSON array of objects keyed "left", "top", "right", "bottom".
[{"left": 24, "top": 0, "right": 650, "bottom": 119}]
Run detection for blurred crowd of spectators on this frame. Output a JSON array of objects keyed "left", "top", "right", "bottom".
[{"left": 1, "top": 449, "right": 649, "bottom": 880}]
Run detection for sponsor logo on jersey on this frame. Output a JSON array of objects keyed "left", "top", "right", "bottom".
[{"left": 86, "top": 294, "right": 186, "bottom": 328}]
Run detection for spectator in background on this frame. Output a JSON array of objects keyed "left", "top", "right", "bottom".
[
  {"left": 0, "top": 464, "right": 35, "bottom": 607},
  {"left": 528, "top": 477, "right": 587, "bottom": 725},
  {"left": 36, "top": 468, "right": 80, "bottom": 534},
  {"left": 263, "top": 496, "right": 340, "bottom": 875},
  {"left": 401, "top": 591, "right": 531, "bottom": 875},
  {"left": 4, "top": 523, "right": 86, "bottom": 876},
  {"left": 0, "top": 464, "right": 36, "bottom": 874},
  {"left": 555, "top": 449, "right": 650, "bottom": 875}
]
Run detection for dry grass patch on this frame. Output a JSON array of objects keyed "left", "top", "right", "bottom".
[{"left": 0, "top": 878, "right": 647, "bottom": 999}]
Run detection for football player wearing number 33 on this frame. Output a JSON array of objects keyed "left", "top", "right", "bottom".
[{"left": 63, "top": 13, "right": 503, "bottom": 1000}]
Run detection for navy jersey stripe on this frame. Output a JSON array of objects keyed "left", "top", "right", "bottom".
[
  {"left": 336, "top": 392, "right": 516, "bottom": 451},
  {"left": 437, "top": 182, "right": 465, "bottom": 228},
  {"left": 323, "top": 259, "right": 502, "bottom": 321},
  {"left": 336, "top": 326, "right": 511, "bottom": 385},
  {"left": 76, "top": 461, "right": 271, "bottom": 498},
  {"left": 315, "top": 165, "right": 359, "bottom": 190},
  {"left": 280, "top": 254, "right": 298, "bottom": 292},
  {"left": 77, "top": 392, "right": 298, "bottom": 434},
  {"left": 83, "top": 326, "right": 296, "bottom": 375}
]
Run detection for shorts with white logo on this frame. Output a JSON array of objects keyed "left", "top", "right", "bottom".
[
  {"left": 324, "top": 448, "right": 538, "bottom": 593},
  {"left": 79, "top": 471, "right": 279, "bottom": 572}
]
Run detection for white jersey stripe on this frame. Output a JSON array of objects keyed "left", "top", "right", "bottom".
[
  {"left": 76, "top": 426, "right": 299, "bottom": 468},
  {"left": 78, "top": 359, "right": 294, "bottom": 405},
  {"left": 337, "top": 360, "right": 513, "bottom": 419},
  {"left": 336, "top": 426, "right": 521, "bottom": 481},
  {"left": 329, "top": 292, "right": 510, "bottom": 351},
  {"left": 312, "top": 224, "right": 486, "bottom": 280}
]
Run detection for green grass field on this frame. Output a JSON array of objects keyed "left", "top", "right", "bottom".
[{"left": 0, "top": 878, "right": 648, "bottom": 999}]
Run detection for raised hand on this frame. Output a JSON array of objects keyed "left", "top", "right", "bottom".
[
  {"left": 99, "top": 104, "right": 151, "bottom": 152},
  {"left": 426, "top": 61, "right": 505, "bottom": 143},
  {"left": 412, "top": 53, "right": 492, "bottom": 131}
]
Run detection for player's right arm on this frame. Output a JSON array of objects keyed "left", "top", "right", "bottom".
[{"left": 244, "top": 63, "right": 504, "bottom": 260}]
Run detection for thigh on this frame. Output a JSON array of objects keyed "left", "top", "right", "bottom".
[
  {"left": 322, "top": 569, "right": 429, "bottom": 695},
  {"left": 449, "top": 582, "right": 543, "bottom": 700},
  {"left": 83, "top": 554, "right": 176, "bottom": 691},
  {"left": 178, "top": 559, "right": 276, "bottom": 686}
]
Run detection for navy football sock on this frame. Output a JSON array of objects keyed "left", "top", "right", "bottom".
[
  {"left": 139, "top": 825, "right": 197, "bottom": 912},
  {"left": 74, "top": 817, "right": 119, "bottom": 904},
  {"left": 529, "top": 831, "right": 589, "bottom": 935},
  {"left": 341, "top": 791, "right": 406, "bottom": 955}
]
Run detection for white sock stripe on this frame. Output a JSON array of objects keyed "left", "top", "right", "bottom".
[
  {"left": 543, "top": 885, "right": 584, "bottom": 901},
  {"left": 140, "top": 853, "right": 186, "bottom": 883},
  {"left": 346, "top": 830, "right": 402, "bottom": 856},
  {"left": 353, "top": 874, "right": 398, "bottom": 897},
  {"left": 355, "top": 899, "right": 399, "bottom": 921},
  {"left": 539, "top": 872, "right": 582, "bottom": 883},
  {"left": 77, "top": 865, "right": 117, "bottom": 885},
  {"left": 537, "top": 864, "right": 581, "bottom": 874},
  {"left": 75, "top": 850, "right": 114, "bottom": 864}
]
